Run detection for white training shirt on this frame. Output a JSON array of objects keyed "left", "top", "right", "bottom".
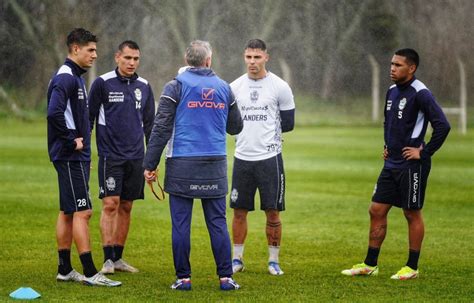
[{"left": 231, "top": 72, "right": 295, "bottom": 161}]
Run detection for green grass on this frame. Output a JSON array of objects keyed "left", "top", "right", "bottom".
[{"left": 0, "top": 119, "right": 473, "bottom": 302}]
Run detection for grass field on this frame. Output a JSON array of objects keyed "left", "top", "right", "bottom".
[{"left": 0, "top": 118, "right": 473, "bottom": 302}]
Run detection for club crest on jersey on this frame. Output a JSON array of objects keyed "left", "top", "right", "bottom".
[
  {"left": 399, "top": 98, "right": 407, "bottom": 110},
  {"left": 250, "top": 90, "right": 259, "bottom": 103},
  {"left": 106, "top": 177, "right": 116, "bottom": 191},
  {"left": 134, "top": 88, "right": 142, "bottom": 101}
]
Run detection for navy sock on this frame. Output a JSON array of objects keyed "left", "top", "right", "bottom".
[
  {"left": 406, "top": 250, "right": 420, "bottom": 270},
  {"left": 79, "top": 251, "right": 98, "bottom": 278},
  {"left": 114, "top": 245, "right": 124, "bottom": 262},
  {"left": 103, "top": 245, "right": 114, "bottom": 262},
  {"left": 364, "top": 246, "right": 380, "bottom": 267},
  {"left": 58, "top": 249, "right": 73, "bottom": 275}
]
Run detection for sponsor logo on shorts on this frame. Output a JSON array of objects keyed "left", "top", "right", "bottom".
[
  {"left": 278, "top": 174, "right": 284, "bottom": 204},
  {"left": 99, "top": 186, "right": 105, "bottom": 195},
  {"left": 106, "top": 177, "right": 116, "bottom": 191},
  {"left": 412, "top": 172, "right": 419, "bottom": 203},
  {"left": 190, "top": 184, "right": 219, "bottom": 191},
  {"left": 373, "top": 183, "right": 377, "bottom": 194},
  {"left": 231, "top": 188, "right": 238, "bottom": 202}
]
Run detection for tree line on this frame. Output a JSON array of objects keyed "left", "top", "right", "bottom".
[{"left": 0, "top": 0, "right": 472, "bottom": 111}]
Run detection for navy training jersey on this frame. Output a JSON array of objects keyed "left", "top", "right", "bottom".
[
  {"left": 89, "top": 69, "right": 155, "bottom": 160},
  {"left": 47, "top": 58, "right": 91, "bottom": 162},
  {"left": 384, "top": 77, "right": 450, "bottom": 168}
]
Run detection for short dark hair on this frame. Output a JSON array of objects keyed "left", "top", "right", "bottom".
[
  {"left": 118, "top": 40, "right": 140, "bottom": 52},
  {"left": 395, "top": 48, "right": 419, "bottom": 69},
  {"left": 66, "top": 28, "right": 97, "bottom": 52},
  {"left": 245, "top": 39, "right": 267, "bottom": 51}
]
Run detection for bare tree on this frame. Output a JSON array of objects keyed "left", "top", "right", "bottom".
[{"left": 1, "top": 0, "right": 473, "bottom": 113}]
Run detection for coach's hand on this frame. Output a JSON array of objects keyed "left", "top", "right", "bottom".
[
  {"left": 144, "top": 169, "right": 156, "bottom": 183},
  {"left": 383, "top": 147, "right": 388, "bottom": 160},
  {"left": 402, "top": 145, "right": 423, "bottom": 160}
]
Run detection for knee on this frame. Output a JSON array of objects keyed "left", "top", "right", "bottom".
[
  {"left": 403, "top": 209, "right": 421, "bottom": 223},
  {"left": 369, "top": 205, "right": 387, "bottom": 220},
  {"left": 102, "top": 197, "right": 119, "bottom": 214},
  {"left": 265, "top": 210, "right": 280, "bottom": 224},
  {"left": 119, "top": 201, "right": 133, "bottom": 214},
  {"left": 75, "top": 209, "right": 92, "bottom": 220},
  {"left": 233, "top": 209, "right": 248, "bottom": 223}
]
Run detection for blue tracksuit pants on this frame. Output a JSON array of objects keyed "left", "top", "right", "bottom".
[{"left": 169, "top": 194, "right": 233, "bottom": 278}]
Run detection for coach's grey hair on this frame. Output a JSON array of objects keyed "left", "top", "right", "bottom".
[{"left": 185, "top": 40, "right": 212, "bottom": 67}]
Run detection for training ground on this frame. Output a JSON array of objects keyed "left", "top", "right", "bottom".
[{"left": 0, "top": 119, "right": 472, "bottom": 302}]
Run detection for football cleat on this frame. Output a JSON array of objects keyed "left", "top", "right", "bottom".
[
  {"left": 56, "top": 269, "right": 85, "bottom": 282},
  {"left": 100, "top": 259, "right": 115, "bottom": 275},
  {"left": 83, "top": 272, "right": 122, "bottom": 287},
  {"left": 114, "top": 259, "right": 139, "bottom": 273},
  {"left": 341, "top": 263, "right": 379, "bottom": 276},
  {"left": 390, "top": 266, "right": 418, "bottom": 280},
  {"left": 171, "top": 278, "right": 192, "bottom": 290},
  {"left": 232, "top": 259, "right": 245, "bottom": 273},
  {"left": 220, "top": 277, "right": 240, "bottom": 290},
  {"left": 268, "top": 261, "right": 284, "bottom": 275}
]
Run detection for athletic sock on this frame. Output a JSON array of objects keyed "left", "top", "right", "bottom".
[
  {"left": 364, "top": 246, "right": 380, "bottom": 267},
  {"left": 406, "top": 249, "right": 420, "bottom": 270},
  {"left": 103, "top": 245, "right": 114, "bottom": 262},
  {"left": 58, "top": 249, "right": 73, "bottom": 275},
  {"left": 79, "top": 251, "right": 98, "bottom": 278},
  {"left": 113, "top": 245, "right": 124, "bottom": 262},
  {"left": 268, "top": 245, "right": 280, "bottom": 263},
  {"left": 233, "top": 244, "right": 244, "bottom": 260}
]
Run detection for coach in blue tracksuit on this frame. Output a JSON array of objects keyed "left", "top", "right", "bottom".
[
  {"left": 89, "top": 40, "right": 155, "bottom": 274},
  {"left": 143, "top": 40, "right": 243, "bottom": 291},
  {"left": 342, "top": 48, "right": 451, "bottom": 280}
]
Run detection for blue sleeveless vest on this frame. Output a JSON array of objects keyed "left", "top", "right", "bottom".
[
  {"left": 164, "top": 69, "right": 231, "bottom": 198},
  {"left": 171, "top": 70, "right": 230, "bottom": 157}
]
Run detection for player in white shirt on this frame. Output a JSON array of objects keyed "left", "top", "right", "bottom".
[{"left": 230, "top": 39, "right": 295, "bottom": 276}]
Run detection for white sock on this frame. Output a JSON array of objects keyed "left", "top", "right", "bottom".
[
  {"left": 268, "top": 245, "right": 280, "bottom": 263},
  {"left": 233, "top": 244, "right": 244, "bottom": 260}
]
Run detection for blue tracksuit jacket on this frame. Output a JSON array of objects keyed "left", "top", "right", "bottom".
[
  {"left": 47, "top": 58, "right": 91, "bottom": 162},
  {"left": 89, "top": 68, "right": 155, "bottom": 160},
  {"left": 384, "top": 77, "right": 451, "bottom": 168}
]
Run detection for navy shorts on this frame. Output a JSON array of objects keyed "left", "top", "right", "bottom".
[
  {"left": 53, "top": 161, "right": 92, "bottom": 214},
  {"left": 98, "top": 157, "right": 144, "bottom": 201},
  {"left": 372, "top": 159, "right": 431, "bottom": 209},
  {"left": 230, "top": 154, "right": 285, "bottom": 211}
]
